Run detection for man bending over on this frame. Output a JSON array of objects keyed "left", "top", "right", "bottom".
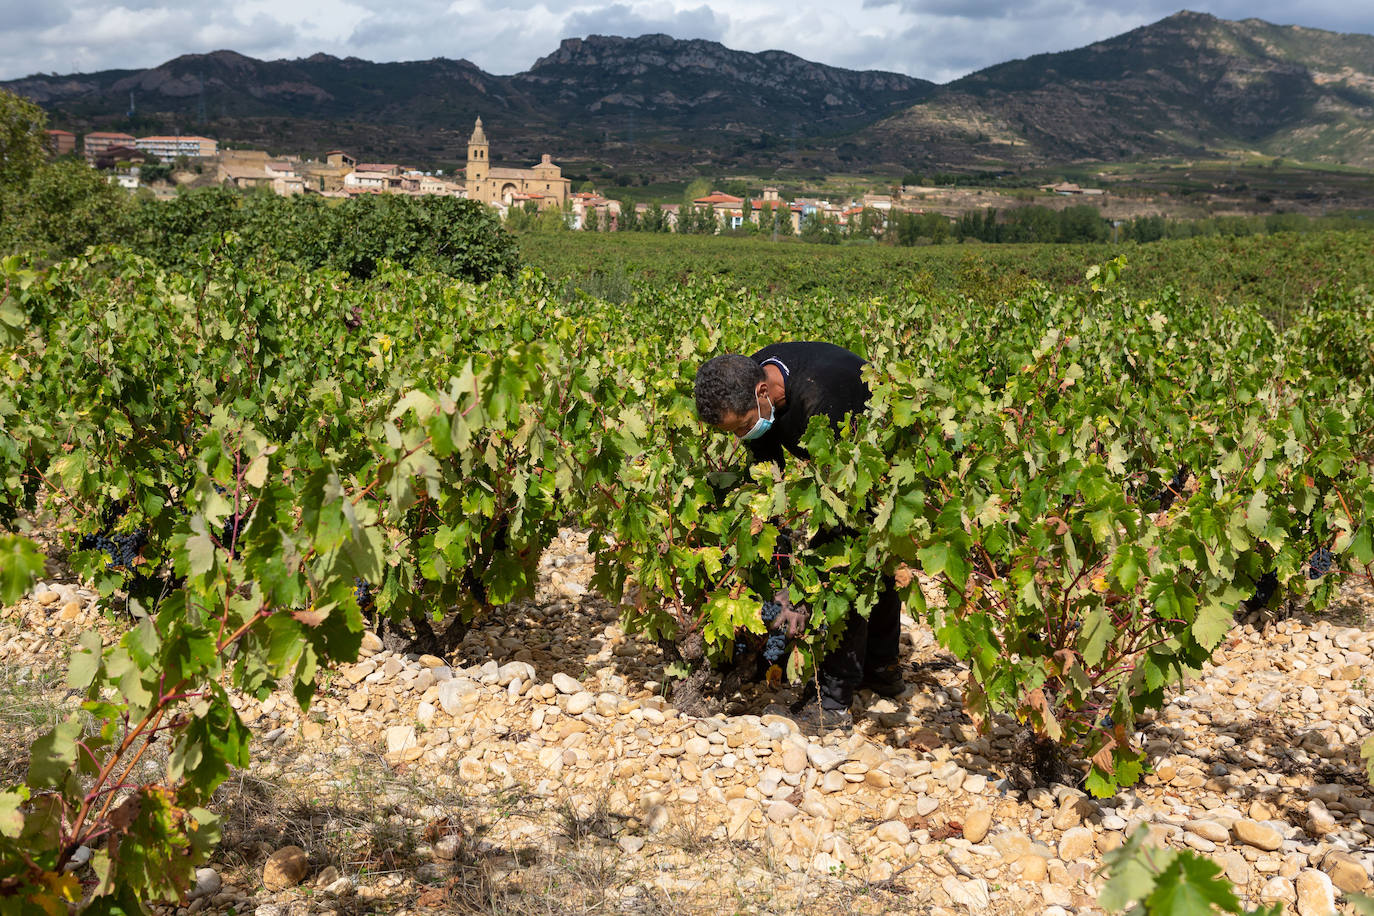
[{"left": 694, "top": 342, "right": 904, "bottom": 732}]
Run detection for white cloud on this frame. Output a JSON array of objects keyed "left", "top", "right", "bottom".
[{"left": 0, "top": 0, "right": 1370, "bottom": 82}]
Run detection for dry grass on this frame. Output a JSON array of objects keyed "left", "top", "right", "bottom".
[{"left": 0, "top": 661, "right": 69, "bottom": 783}]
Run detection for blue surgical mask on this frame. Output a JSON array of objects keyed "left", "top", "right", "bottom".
[{"left": 741, "top": 392, "right": 774, "bottom": 441}]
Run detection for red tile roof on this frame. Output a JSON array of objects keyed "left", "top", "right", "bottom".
[{"left": 693, "top": 192, "right": 744, "bottom": 204}]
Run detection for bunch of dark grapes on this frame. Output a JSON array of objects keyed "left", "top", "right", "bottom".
[
  {"left": 1151, "top": 463, "right": 1191, "bottom": 511},
  {"left": 759, "top": 601, "right": 787, "bottom": 664},
  {"left": 221, "top": 511, "right": 248, "bottom": 558},
  {"left": 1242, "top": 570, "right": 1280, "bottom": 613},
  {"left": 344, "top": 305, "right": 363, "bottom": 330},
  {"left": 79, "top": 528, "right": 147, "bottom": 569},
  {"left": 760, "top": 601, "right": 782, "bottom": 626},
  {"left": 1307, "top": 548, "right": 1334, "bottom": 580},
  {"left": 354, "top": 578, "right": 375, "bottom": 612},
  {"left": 762, "top": 632, "right": 787, "bottom": 665}
]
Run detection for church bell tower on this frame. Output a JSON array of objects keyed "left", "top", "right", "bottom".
[{"left": 467, "top": 117, "right": 488, "bottom": 194}]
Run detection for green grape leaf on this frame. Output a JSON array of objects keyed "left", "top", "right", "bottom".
[
  {"left": 1098, "top": 827, "right": 1168, "bottom": 911},
  {"left": 0, "top": 786, "right": 29, "bottom": 837},
  {"left": 1080, "top": 607, "right": 1113, "bottom": 667},
  {"left": 27, "top": 714, "right": 83, "bottom": 789},
  {"left": 1192, "top": 600, "right": 1234, "bottom": 651},
  {"left": 1143, "top": 852, "right": 1241, "bottom": 915},
  {"left": 0, "top": 534, "right": 45, "bottom": 606},
  {"left": 66, "top": 629, "right": 103, "bottom": 690}
]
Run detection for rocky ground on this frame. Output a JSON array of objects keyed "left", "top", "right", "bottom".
[{"left": 3, "top": 529, "right": 1373, "bottom": 915}]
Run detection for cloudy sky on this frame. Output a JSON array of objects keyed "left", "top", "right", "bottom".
[{"left": 2, "top": 0, "right": 1371, "bottom": 83}]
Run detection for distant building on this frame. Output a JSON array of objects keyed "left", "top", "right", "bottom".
[
  {"left": 94, "top": 145, "right": 149, "bottom": 170},
  {"left": 465, "top": 118, "right": 570, "bottom": 209},
  {"left": 570, "top": 192, "right": 621, "bottom": 229},
  {"left": 83, "top": 132, "right": 136, "bottom": 162},
  {"left": 300, "top": 151, "right": 355, "bottom": 192},
  {"left": 418, "top": 173, "right": 463, "bottom": 196},
  {"left": 1039, "top": 181, "right": 1104, "bottom": 196},
  {"left": 693, "top": 191, "right": 746, "bottom": 229},
  {"left": 135, "top": 135, "right": 218, "bottom": 159},
  {"left": 216, "top": 161, "right": 272, "bottom": 190},
  {"left": 354, "top": 163, "right": 401, "bottom": 177},
  {"left": 265, "top": 160, "right": 304, "bottom": 196},
  {"left": 344, "top": 169, "right": 398, "bottom": 191},
  {"left": 45, "top": 129, "right": 76, "bottom": 156}
]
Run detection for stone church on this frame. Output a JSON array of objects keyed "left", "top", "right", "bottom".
[{"left": 465, "top": 118, "right": 570, "bottom": 208}]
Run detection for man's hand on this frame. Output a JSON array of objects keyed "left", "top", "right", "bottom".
[{"left": 770, "top": 587, "right": 808, "bottom": 638}]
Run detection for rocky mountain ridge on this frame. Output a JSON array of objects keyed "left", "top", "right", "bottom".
[{"left": 6, "top": 12, "right": 1372, "bottom": 173}]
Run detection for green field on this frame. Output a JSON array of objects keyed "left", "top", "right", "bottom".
[{"left": 521, "top": 230, "right": 1374, "bottom": 320}]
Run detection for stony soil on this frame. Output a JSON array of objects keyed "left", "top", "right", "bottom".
[{"left": 3, "top": 529, "right": 1372, "bottom": 916}]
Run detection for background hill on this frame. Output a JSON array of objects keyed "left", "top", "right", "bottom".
[
  {"left": 862, "top": 11, "right": 1374, "bottom": 170},
  {"left": 6, "top": 12, "right": 1372, "bottom": 175}
]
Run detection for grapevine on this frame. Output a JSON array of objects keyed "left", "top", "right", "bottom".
[{"left": 0, "top": 232, "right": 1369, "bottom": 910}]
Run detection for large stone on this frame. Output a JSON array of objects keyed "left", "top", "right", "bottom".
[
  {"left": 497, "top": 661, "right": 535, "bottom": 685},
  {"left": 875, "top": 820, "right": 911, "bottom": 845},
  {"left": 1295, "top": 868, "right": 1335, "bottom": 916},
  {"left": 262, "top": 846, "right": 309, "bottom": 891},
  {"left": 963, "top": 808, "right": 992, "bottom": 844},
  {"left": 780, "top": 744, "right": 808, "bottom": 774},
  {"left": 437, "top": 679, "right": 477, "bottom": 715},
  {"left": 433, "top": 834, "right": 462, "bottom": 860},
  {"left": 1233, "top": 819, "right": 1284, "bottom": 851},
  {"left": 566, "top": 692, "right": 594, "bottom": 716},
  {"left": 35, "top": 590, "right": 59, "bottom": 606},
  {"left": 1018, "top": 855, "right": 1048, "bottom": 882},
  {"left": 1258, "top": 876, "right": 1296, "bottom": 906},
  {"left": 941, "top": 875, "right": 990, "bottom": 909},
  {"left": 385, "top": 725, "right": 416, "bottom": 755},
  {"left": 1307, "top": 801, "right": 1337, "bottom": 836},
  {"left": 552, "top": 673, "right": 582, "bottom": 695},
  {"left": 991, "top": 832, "right": 1031, "bottom": 859},
  {"left": 806, "top": 745, "right": 845, "bottom": 773},
  {"left": 1219, "top": 852, "right": 1252, "bottom": 886},
  {"left": 1052, "top": 796, "right": 1093, "bottom": 830},
  {"left": 1323, "top": 852, "right": 1369, "bottom": 893},
  {"left": 1058, "top": 827, "right": 1094, "bottom": 861},
  {"left": 323, "top": 877, "right": 354, "bottom": 897},
  {"left": 766, "top": 802, "right": 799, "bottom": 823},
  {"left": 1184, "top": 832, "right": 1218, "bottom": 853},
  {"left": 190, "top": 867, "right": 221, "bottom": 900},
  {"left": 1186, "top": 820, "right": 1230, "bottom": 844}
]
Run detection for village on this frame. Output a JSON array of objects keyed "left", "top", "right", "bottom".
[{"left": 43, "top": 119, "right": 1139, "bottom": 237}]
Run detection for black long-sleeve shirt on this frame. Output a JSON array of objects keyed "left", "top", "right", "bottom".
[{"left": 744, "top": 341, "right": 870, "bottom": 469}]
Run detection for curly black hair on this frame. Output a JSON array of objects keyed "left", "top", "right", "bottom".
[{"left": 694, "top": 354, "right": 765, "bottom": 426}]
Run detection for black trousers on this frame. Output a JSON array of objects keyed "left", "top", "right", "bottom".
[{"left": 817, "top": 576, "right": 901, "bottom": 710}]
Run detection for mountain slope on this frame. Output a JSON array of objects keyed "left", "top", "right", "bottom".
[
  {"left": 862, "top": 11, "right": 1374, "bottom": 168},
  {"left": 2, "top": 39, "right": 933, "bottom": 171},
  {"left": 4, "top": 13, "right": 1372, "bottom": 172}
]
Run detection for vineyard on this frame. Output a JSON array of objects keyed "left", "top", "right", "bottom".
[
  {"left": 524, "top": 230, "right": 1374, "bottom": 320},
  {"left": 1, "top": 224, "right": 1373, "bottom": 914}
]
